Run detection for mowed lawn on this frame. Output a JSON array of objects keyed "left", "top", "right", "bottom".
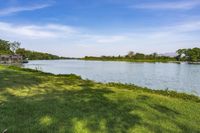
[{"left": 0, "top": 65, "right": 200, "bottom": 133}]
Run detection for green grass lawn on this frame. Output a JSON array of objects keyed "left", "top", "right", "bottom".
[{"left": 0, "top": 65, "right": 200, "bottom": 133}]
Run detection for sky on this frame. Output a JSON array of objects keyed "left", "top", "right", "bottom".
[{"left": 0, "top": 0, "right": 200, "bottom": 57}]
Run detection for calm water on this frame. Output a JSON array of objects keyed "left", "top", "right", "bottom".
[{"left": 23, "top": 60, "right": 200, "bottom": 95}]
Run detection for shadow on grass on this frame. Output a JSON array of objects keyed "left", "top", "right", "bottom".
[
  {"left": 150, "top": 104, "right": 180, "bottom": 118},
  {"left": 1, "top": 85, "right": 197, "bottom": 133},
  {"left": 136, "top": 95, "right": 150, "bottom": 101},
  {"left": 135, "top": 95, "right": 200, "bottom": 133},
  {"left": 0, "top": 67, "right": 199, "bottom": 133},
  {"left": 0, "top": 87, "right": 141, "bottom": 133},
  {"left": 0, "top": 69, "right": 41, "bottom": 90}
]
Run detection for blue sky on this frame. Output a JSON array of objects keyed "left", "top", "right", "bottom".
[{"left": 0, "top": 0, "right": 200, "bottom": 57}]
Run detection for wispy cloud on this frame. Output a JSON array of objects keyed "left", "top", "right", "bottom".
[
  {"left": 0, "top": 21, "right": 127, "bottom": 43},
  {"left": 1, "top": 20, "right": 200, "bottom": 39},
  {"left": 0, "top": 3, "right": 52, "bottom": 16},
  {"left": 0, "top": 22, "right": 77, "bottom": 38},
  {"left": 0, "top": 21, "right": 200, "bottom": 57},
  {"left": 132, "top": 1, "right": 200, "bottom": 10}
]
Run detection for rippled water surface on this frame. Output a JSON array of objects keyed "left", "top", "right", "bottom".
[{"left": 24, "top": 60, "right": 200, "bottom": 95}]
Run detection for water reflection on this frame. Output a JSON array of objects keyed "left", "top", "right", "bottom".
[{"left": 23, "top": 60, "right": 200, "bottom": 95}]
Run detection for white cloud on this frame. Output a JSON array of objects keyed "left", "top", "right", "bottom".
[
  {"left": 0, "top": 21, "right": 200, "bottom": 57},
  {"left": 132, "top": 1, "right": 200, "bottom": 10},
  {"left": 0, "top": 22, "right": 77, "bottom": 39},
  {"left": 171, "top": 21, "right": 200, "bottom": 32},
  {"left": 0, "top": 21, "right": 127, "bottom": 44},
  {"left": 0, "top": 3, "right": 51, "bottom": 16}
]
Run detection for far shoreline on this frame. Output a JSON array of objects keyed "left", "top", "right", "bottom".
[
  {"left": 25, "top": 58, "right": 200, "bottom": 65},
  {"left": 80, "top": 58, "right": 193, "bottom": 64}
]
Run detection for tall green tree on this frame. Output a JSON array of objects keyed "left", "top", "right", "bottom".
[
  {"left": 16, "top": 48, "right": 63, "bottom": 60},
  {"left": 127, "top": 51, "right": 135, "bottom": 58},
  {"left": 0, "top": 39, "right": 12, "bottom": 54},
  {"left": 10, "top": 41, "right": 21, "bottom": 53},
  {"left": 176, "top": 48, "right": 200, "bottom": 62}
]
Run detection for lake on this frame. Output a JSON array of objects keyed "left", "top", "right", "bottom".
[{"left": 23, "top": 60, "right": 200, "bottom": 95}]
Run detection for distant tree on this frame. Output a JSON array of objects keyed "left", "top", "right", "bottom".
[
  {"left": 10, "top": 41, "right": 21, "bottom": 54},
  {"left": 134, "top": 53, "right": 145, "bottom": 59},
  {"left": 186, "top": 48, "right": 200, "bottom": 62},
  {"left": 0, "top": 39, "right": 12, "bottom": 54},
  {"left": 176, "top": 49, "right": 186, "bottom": 61},
  {"left": 1, "top": 38, "right": 64, "bottom": 60},
  {"left": 16, "top": 48, "right": 62, "bottom": 60},
  {"left": 152, "top": 52, "right": 158, "bottom": 59},
  {"left": 176, "top": 48, "right": 200, "bottom": 62},
  {"left": 16, "top": 48, "right": 27, "bottom": 59},
  {"left": 127, "top": 51, "right": 135, "bottom": 58}
]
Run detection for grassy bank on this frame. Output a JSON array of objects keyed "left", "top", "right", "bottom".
[{"left": 0, "top": 65, "right": 200, "bottom": 133}]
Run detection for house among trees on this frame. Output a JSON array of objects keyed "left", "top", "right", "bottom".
[{"left": 0, "top": 55, "right": 23, "bottom": 64}]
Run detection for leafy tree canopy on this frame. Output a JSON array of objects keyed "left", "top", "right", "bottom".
[
  {"left": 176, "top": 48, "right": 200, "bottom": 62},
  {"left": 0, "top": 38, "right": 66, "bottom": 60}
]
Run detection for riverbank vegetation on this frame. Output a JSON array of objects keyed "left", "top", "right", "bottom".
[
  {"left": 0, "top": 39, "right": 20, "bottom": 55},
  {"left": 0, "top": 65, "right": 200, "bottom": 132},
  {"left": 0, "top": 39, "right": 66, "bottom": 60},
  {"left": 83, "top": 51, "right": 176, "bottom": 62},
  {"left": 16, "top": 48, "right": 67, "bottom": 60},
  {"left": 2, "top": 38, "right": 200, "bottom": 63},
  {"left": 176, "top": 48, "right": 200, "bottom": 62},
  {"left": 83, "top": 48, "right": 200, "bottom": 63}
]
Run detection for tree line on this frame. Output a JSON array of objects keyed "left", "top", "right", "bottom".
[
  {"left": 176, "top": 48, "right": 200, "bottom": 62},
  {"left": 0, "top": 39, "right": 20, "bottom": 54},
  {"left": 84, "top": 48, "right": 200, "bottom": 63},
  {"left": 0, "top": 39, "right": 66, "bottom": 60},
  {"left": 1, "top": 38, "right": 200, "bottom": 62},
  {"left": 84, "top": 51, "right": 176, "bottom": 62},
  {"left": 15, "top": 48, "right": 67, "bottom": 60}
]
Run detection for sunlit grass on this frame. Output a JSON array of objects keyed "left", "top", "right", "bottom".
[
  {"left": 39, "top": 115, "right": 54, "bottom": 126},
  {"left": 0, "top": 65, "right": 200, "bottom": 133}
]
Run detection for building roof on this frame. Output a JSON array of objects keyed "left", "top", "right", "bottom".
[{"left": 0, "top": 54, "right": 22, "bottom": 59}]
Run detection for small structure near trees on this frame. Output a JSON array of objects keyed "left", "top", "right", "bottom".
[
  {"left": 0, "top": 54, "right": 23, "bottom": 64},
  {"left": 0, "top": 39, "right": 23, "bottom": 64}
]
